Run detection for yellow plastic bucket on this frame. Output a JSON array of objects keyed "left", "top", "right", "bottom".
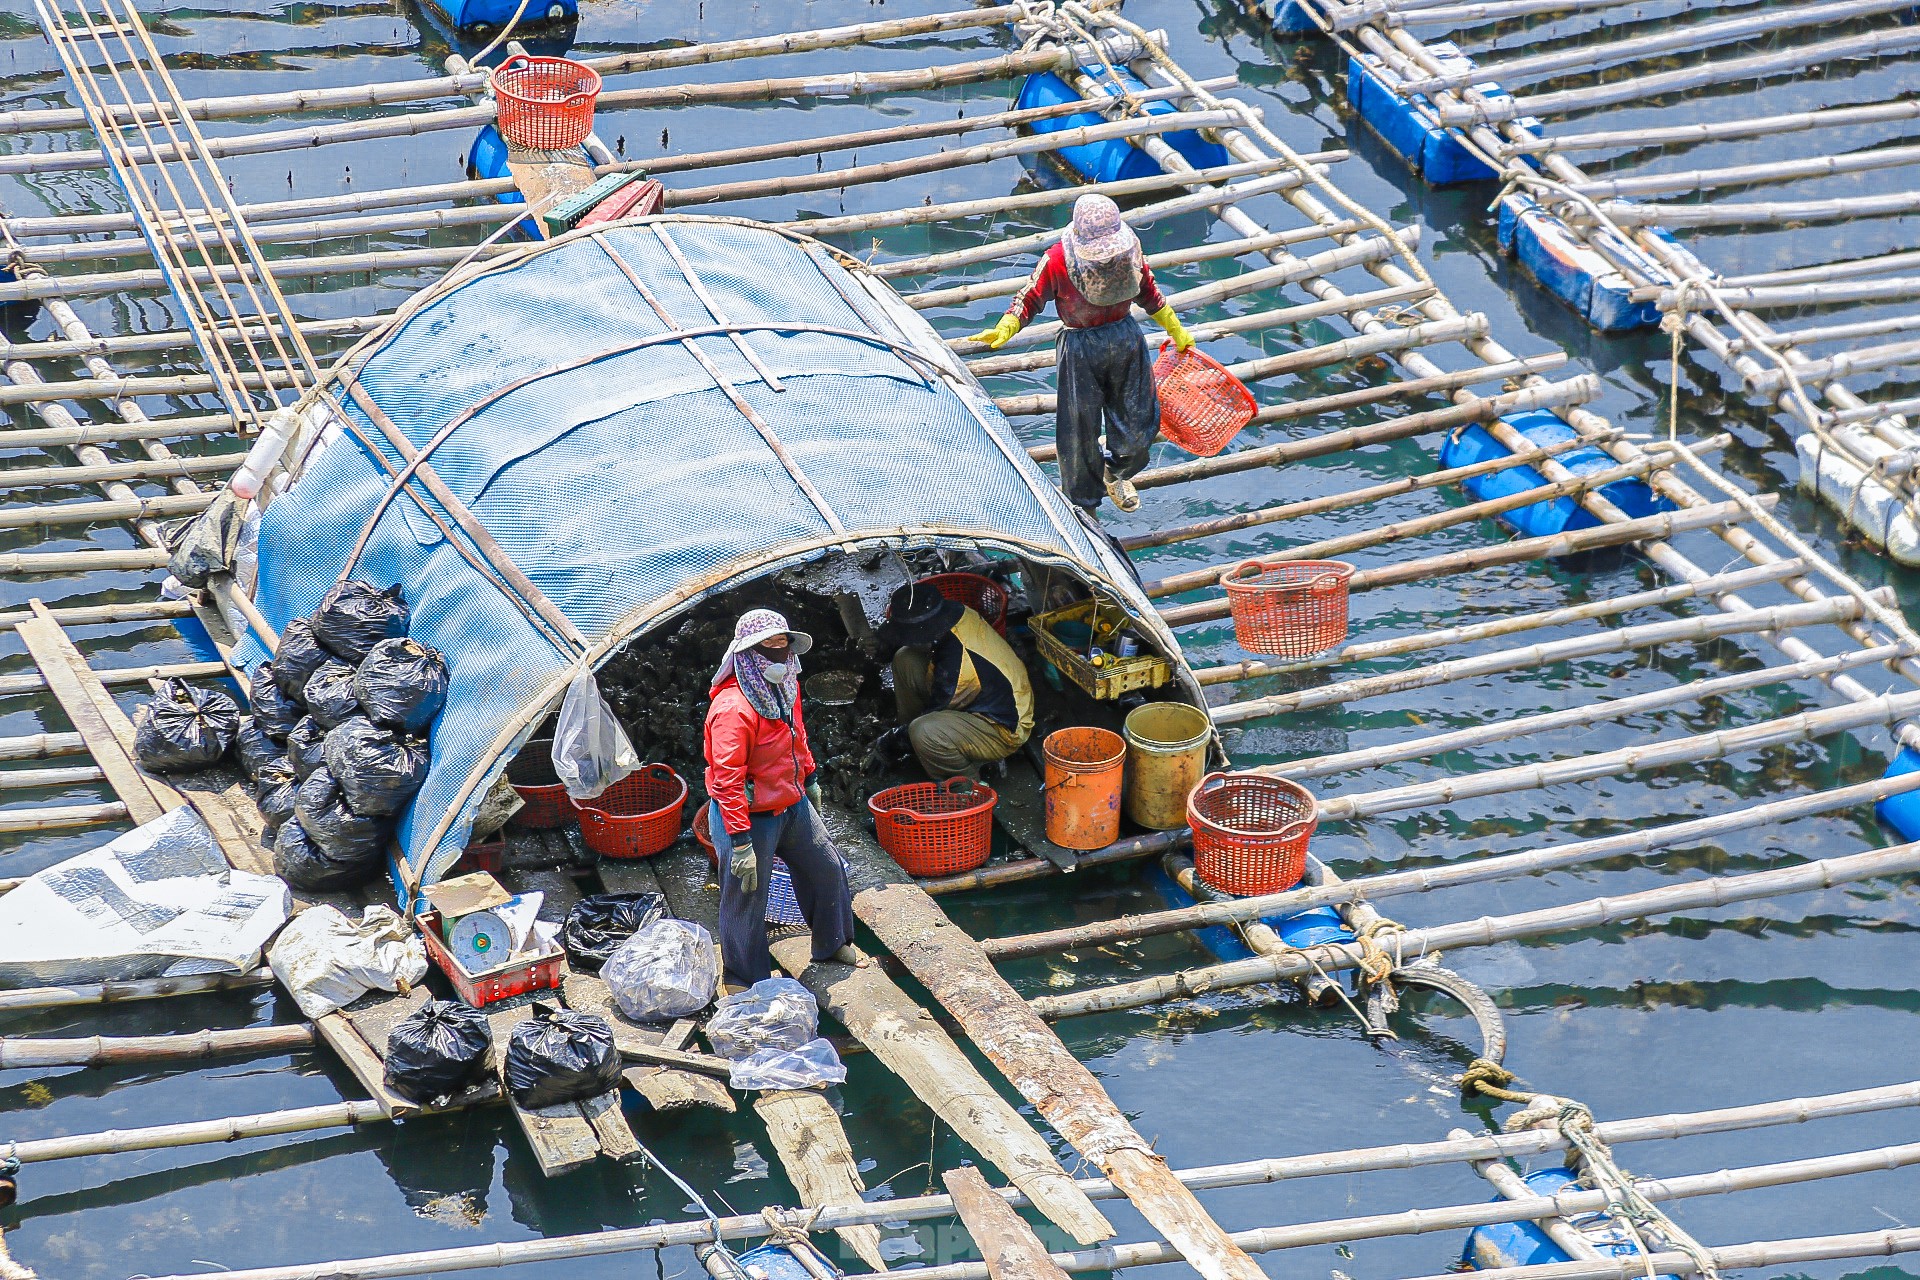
[
  {"left": 1122, "top": 702, "right": 1212, "bottom": 830},
  {"left": 1043, "top": 726, "right": 1126, "bottom": 850}
]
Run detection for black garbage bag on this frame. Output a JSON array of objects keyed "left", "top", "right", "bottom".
[
  {"left": 165, "top": 488, "right": 245, "bottom": 589},
  {"left": 295, "top": 766, "right": 390, "bottom": 862},
  {"left": 303, "top": 662, "right": 362, "bottom": 730},
  {"left": 384, "top": 999, "right": 493, "bottom": 1103},
  {"left": 248, "top": 663, "right": 303, "bottom": 740},
  {"left": 313, "top": 581, "right": 409, "bottom": 664},
  {"left": 287, "top": 716, "right": 328, "bottom": 782},
  {"left": 133, "top": 678, "right": 240, "bottom": 773},
  {"left": 254, "top": 759, "right": 298, "bottom": 841},
  {"left": 560, "top": 892, "right": 666, "bottom": 974},
  {"left": 273, "top": 816, "right": 383, "bottom": 893},
  {"left": 504, "top": 1004, "right": 622, "bottom": 1108},
  {"left": 352, "top": 638, "right": 449, "bottom": 733},
  {"left": 273, "top": 619, "right": 331, "bottom": 701},
  {"left": 233, "top": 717, "right": 284, "bottom": 780},
  {"left": 322, "top": 717, "right": 429, "bottom": 817}
]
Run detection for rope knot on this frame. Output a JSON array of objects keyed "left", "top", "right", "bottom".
[{"left": 1458, "top": 1056, "right": 1516, "bottom": 1099}]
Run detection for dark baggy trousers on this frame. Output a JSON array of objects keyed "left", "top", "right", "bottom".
[
  {"left": 1057, "top": 317, "right": 1160, "bottom": 511},
  {"left": 709, "top": 797, "right": 856, "bottom": 988}
]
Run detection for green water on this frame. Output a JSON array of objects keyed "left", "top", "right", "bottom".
[{"left": 0, "top": 3, "right": 1916, "bottom": 1279}]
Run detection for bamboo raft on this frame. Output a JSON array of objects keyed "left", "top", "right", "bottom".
[
  {"left": 1257, "top": 0, "right": 1920, "bottom": 561},
  {"left": 0, "top": 2, "right": 1917, "bottom": 1278}
]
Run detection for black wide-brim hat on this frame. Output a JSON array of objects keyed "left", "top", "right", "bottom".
[{"left": 882, "top": 582, "right": 965, "bottom": 648}]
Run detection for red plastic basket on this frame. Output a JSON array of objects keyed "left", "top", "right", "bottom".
[
  {"left": 490, "top": 55, "right": 601, "bottom": 151},
  {"left": 1154, "top": 342, "right": 1257, "bottom": 457},
  {"left": 572, "top": 764, "right": 687, "bottom": 860},
  {"left": 418, "top": 908, "right": 565, "bottom": 1008},
  {"left": 868, "top": 778, "right": 997, "bottom": 877},
  {"left": 916, "top": 572, "right": 1009, "bottom": 636},
  {"left": 1187, "top": 772, "right": 1317, "bottom": 896},
  {"left": 1220, "top": 559, "right": 1355, "bottom": 658},
  {"left": 507, "top": 739, "right": 571, "bottom": 829}
]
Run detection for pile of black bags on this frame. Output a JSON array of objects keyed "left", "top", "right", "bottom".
[
  {"left": 214, "top": 581, "right": 447, "bottom": 893},
  {"left": 133, "top": 678, "right": 241, "bottom": 773}
]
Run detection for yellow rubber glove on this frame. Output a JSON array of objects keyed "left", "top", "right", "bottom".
[
  {"left": 1150, "top": 304, "right": 1195, "bottom": 352},
  {"left": 970, "top": 313, "right": 1022, "bottom": 350}
]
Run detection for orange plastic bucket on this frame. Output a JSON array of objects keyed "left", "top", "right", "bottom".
[{"left": 1043, "top": 726, "right": 1126, "bottom": 850}]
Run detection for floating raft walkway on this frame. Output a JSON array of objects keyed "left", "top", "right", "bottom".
[
  {"left": 1, "top": 2, "right": 1918, "bottom": 1278},
  {"left": 1257, "top": 0, "right": 1920, "bottom": 561}
]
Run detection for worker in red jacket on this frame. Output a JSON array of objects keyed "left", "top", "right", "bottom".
[
  {"left": 703, "top": 608, "right": 863, "bottom": 990},
  {"left": 973, "top": 193, "right": 1194, "bottom": 515}
]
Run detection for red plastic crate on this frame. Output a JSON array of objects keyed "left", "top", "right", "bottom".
[
  {"left": 418, "top": 908, "right": 565, "bottom": 1008},
  {"left": 451, "top": 837, "right": 505, "bottom": 879}
]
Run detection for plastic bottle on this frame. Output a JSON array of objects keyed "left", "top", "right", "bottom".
[{"left": 229, "top": 407, "right": 299, "bottom": 500}]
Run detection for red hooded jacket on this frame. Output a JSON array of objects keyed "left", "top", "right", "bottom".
[{"left": 703, "top": 675, "right": 817, "bottom": 837}]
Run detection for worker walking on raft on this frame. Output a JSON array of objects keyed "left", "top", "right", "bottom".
[
  {"left": 880, "top": 582, "right": 1034, "bottom": 782},
  {"left": 973, "top": 193, "right": 1194, "bottom": 514},
  {"left": 703, "top": 609, "right": 865, "bottom": 992}
]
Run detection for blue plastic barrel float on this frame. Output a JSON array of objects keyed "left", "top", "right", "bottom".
[
  {"left": 1015, "top": 66, "right": 1229, "bottom": 184},
  {"left": 465, "top": 124, "right": 595, "bottom": 239},
  {"left": 1345, "top": 43, "right": 1506, "bottom": 185},
  {"left": 1437, "top": 410, "right": 1672, "bottom": 540},
  {"left": 1461, "top": 1168, "right": 1680, "bottom": 1278},
  {"left": 1145, "top": 858, "right": 1354, "bottom": 964},
  {"left": 420, "top": 0, "right": 575, "bottom": 31}
]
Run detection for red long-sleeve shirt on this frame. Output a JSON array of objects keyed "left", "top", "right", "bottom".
[
  {"left": 703, "top": 676, "right": 817, "bottom": 837},
  {"left": 1004, "top": 242, "right": 1166, "bottom": 330}
]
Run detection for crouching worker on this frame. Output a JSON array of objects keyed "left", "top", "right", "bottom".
[
  {"left": 882, "top": 583, "right": 1034, "bottom": 782},
  {"left": 704, "top": 609, "right": 865, "bottom": 992}
]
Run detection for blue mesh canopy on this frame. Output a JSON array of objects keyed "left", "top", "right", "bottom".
[{"left": 238, "top": 217, "right": 1120, "bottom": 891}]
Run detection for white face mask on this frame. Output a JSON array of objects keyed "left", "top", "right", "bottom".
[{"left": 761, "top": 662, "right": 789, "bottom": 683}]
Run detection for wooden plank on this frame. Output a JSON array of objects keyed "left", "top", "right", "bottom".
[
  {"left": 944, "top": 1165, "right": 1073, "bottom": 1280},
  {"left": 756, "top": 1089, "right": 888, "bottom": 1273},
  {"left": 829, "top": 818, "right": 1263, "bottom": 1280},
  {"left": 579, "top": 1088, "right": 644, "bottom": 1163},
  {"left": 561, "top": 973, "right": 732, "bottom": 1076},
  {"left": 485, "top": 1003, "right": 602, "bottom": 1177},
  {"left": 994, "top": 751, "right": 1077, "bottom": 872},
  {"left": 505, "top": 148, "right": 596, "bottom": 237},
  {"left": 645, "top": 848, "right": 1108, "bottom": 1246},
  {"left": 342, "top": 985, "right": 502, "bottom": 1111},
  {"left": 625, "top": 1017, "right": 736, "bottom": 1113},
  {"left": 315, "top": 1008, "right": 419, "bottom": 1119}
]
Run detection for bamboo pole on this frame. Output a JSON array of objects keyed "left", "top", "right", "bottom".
[
  {"left": 1031, "top": 841, "right": 1920, "bottom": 1019},
  {"left": 1505, "top": 98, "right": 1920, "bottom": 157},
  {"left": 982, "top": 770, "right": 1920, "bottom": 961},
  {"left": 4, "top": 1100, "right": 387, "bottom": 1163},
  {"left": 0, "top": 733, "right": 88, "bottom": 762},
  {"left": 1156, "top": 497, "right": 1764, "bottom": 622},
  {"left": 121, "top": 1078, "right": 1920, "bottom": 1280},
  {"left": 1397, "top": 1228, "right": 1920, "bottom": 1280},
  {"left": 1649, "top": 277, "right": 1920, "bottom": 311},
  {"left": 0, "top": 547, "right": 169, "bottom": 575},
  {"left": 1192, "top": 559, "right": 1806, "bottom": 685},
  {"left": 0, "top": 1023, "right": 314, "bottom": 1068},
  {"left": 1596, "top": 188, "right": 1920, "bottom": 228},
  {"left": 23, "top": 203, "right": 521, "bottom": 267},
  {"left": 0, "top": 765, "right": 107, "bottom": 791},
  {"left": 1574, "top": 141, "right": 1920, "bottom": 201},
  {"left": 1133, "top": 376, "right": 1601, "bottom": 490},
  {"left": 1119, "top": 423, "right": 1596, "bottom": 549},
  {"left": 1442, "top": 26, "right": 1920, "bottom": 124},
  {"left": 0, "top": 410, "right": 239, "bottom": 450},
  {"left": 0, "top": 491, "right": 214, "bottom": 533},
  {"left": 1717, "top": 248, "right": 1920, "bottom": 291},
  {"left": 0, "top": 5, "right": 1029, "bottom": 136},
  {"left": 1742, "top": 338, "right": 1920, "bottom": 395},
  {"left": 0, "top": 454, "right": 239, "bottom": 486},
  {"left": 0, "top": 659, "right": 224, "bottom": 698},
  {"left": 0, "top": 600, "right": 191, "bottom": 629},
  {"left": 0, "top": 966, "right": 272, "bottom": 1012},
  {"left": 1461, "top": 1133, "right": 1607, "bottom": 1264},
  {"left": 1399, "top": 0, "right": 1917, "bottom": 95},
  {"left": 1147, "top": 451, "right": 1669, "bottom": 592},
  {"left": 1747, "top": 312, "right": 1920, "bottom": 351},
  {"left": 1209, "top": 594, "right": 1863, "bottom": 725},
  {"left": 0, "top": 801, "right": 125, "bottom": 833},
  {"left": 1276, "top": 640, "right": 1912, "bottom": 779},
  {"left": 1378, "top": 0, "right": 1668, "bottom": 28}
]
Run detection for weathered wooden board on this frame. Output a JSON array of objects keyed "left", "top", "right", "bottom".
[
  {"left": 485, "top": 1002, "right": 602, "bottom": 1177},
  {"left": 755, "top": 1089, "right": 888, "bottom": 1272},
  {"left": 944, "top": 1165, "right": 1072, "bottom": 1280},
  {"left": 505, "top": 147, "right": 597, "bottom": 238}
]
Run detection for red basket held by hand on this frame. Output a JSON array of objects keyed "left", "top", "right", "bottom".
[
  {"left": 868, "top": 778, "right": 997, "bottom": 878},
  {"left": 491, "top": 55, "right": 601, "bottom": 152},
  {"left": 1154, "top": 342, "right": 1257, "bottom": 457},
  {"left": 1221, "top": 559, "right": 1355, "bottom": 658},
  {"left": 1187, "top": 772, "right": 1317, "bottom": 896}
]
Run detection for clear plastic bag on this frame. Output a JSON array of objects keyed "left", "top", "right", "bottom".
[
  {"left": 601, "top": 918, "right": 717, "bottom": 1022},
  {"left": 705, "top": 977, "right": 819, "bottom": 1060},
  {"left": 727, "top": 1037, "right": 846, "bottom": 1091},
  {"left": 551, "top": 670, "right": 639, "bottom": 801}
]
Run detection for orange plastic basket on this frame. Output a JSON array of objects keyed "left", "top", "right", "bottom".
[
  {"left": 490, "top": 55, "right": 601, "bottom": 151},
  {"left": 916, "top": 572, "right": 1009, "bottom": 636},
  {"left": 573, "top": 764, "right": 686, "bottom": 860},
  {"left": 1154, "top": 342, "right": 1257, "bottom": 457},
  {"left": 868, "top": 778, "right": 997, "bottom": 877},
  {"left": 1187, "top": 772, "right": 1317, "bottom": 896},
  {"left": 1221, "top": 559, "right": 1355, "bottom": 658},
  {"left": 506, "top": 738, "right": 572, "bottom": 829}
]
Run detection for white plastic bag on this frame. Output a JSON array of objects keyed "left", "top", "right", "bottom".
[
  {"left": 551, "top": 671, "right": 639, "bottom": 800},
  {"left": 268, "top": 904, "right": 428, "bottom": 1018},
  {"left": 728, "top": 1037, "right": 846, "bottom": 1091},
  {"left": 705, "top": 977, "right": 818, "bottom": 1060},
  {"left": 602, "top": 918, "right": 718, "bottom": 1022}
]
